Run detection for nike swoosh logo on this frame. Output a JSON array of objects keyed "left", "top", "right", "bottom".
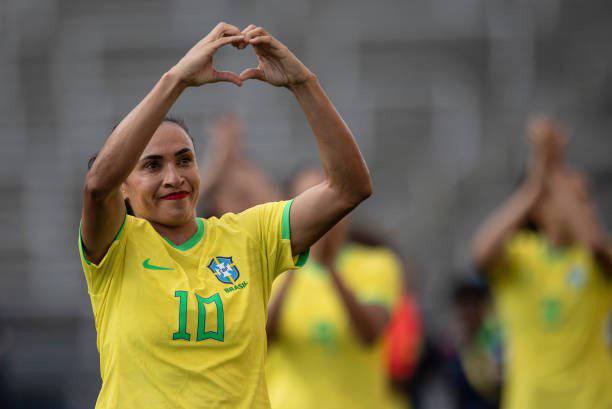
[{"left": 143, "top": 258, "right": 173, "bottom": 271}]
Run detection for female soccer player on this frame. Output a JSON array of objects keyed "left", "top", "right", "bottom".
[
  {"left": 265, "top": 167, "right": 401, "bottom": 409},
  {"left": 79, "top": 23, "right": 372, "bottom": 409},
  {"left": 472, "top": 118, "right": 612, "bottom": 409}
]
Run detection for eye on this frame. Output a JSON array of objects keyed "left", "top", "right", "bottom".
[
  {"left": 144, "top": 160, "right": 161, "bottom": 170},
  {"left": 178, "top": 156, "right": 193, "bottom": 167}
]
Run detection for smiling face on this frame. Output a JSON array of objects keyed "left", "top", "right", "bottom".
[{"left": 122, "top": 121, "right": 200, "bottom": 227}]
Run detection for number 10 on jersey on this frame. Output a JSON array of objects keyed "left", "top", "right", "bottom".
[{"left": 173, "top": 290, "right": 225, "bottom": 342}]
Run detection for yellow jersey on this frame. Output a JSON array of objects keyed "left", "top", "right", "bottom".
[
  {"left": 490, "top": 230, "right": 612, "bottom": 409},
  {"left": 266, "top": 244, "right": 401, "bottom": 409},
  {"left": 78, "top": 200, "right": 308, "bottom": 409}
]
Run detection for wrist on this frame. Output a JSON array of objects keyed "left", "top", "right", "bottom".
[
  {"left": 288, "top": 72, "right": 318, "bottom": 94},
  {"left": 163, "top": 68, "right": 190, "bottom": 93}
]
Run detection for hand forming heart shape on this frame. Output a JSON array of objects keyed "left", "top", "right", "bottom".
[{"left": 170, "top": 22, "right": 314, "bottom": 89}]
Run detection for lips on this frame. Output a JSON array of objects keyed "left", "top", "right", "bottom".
[{"left": 161, "top": 191, "right": 190, "bottom": 200}]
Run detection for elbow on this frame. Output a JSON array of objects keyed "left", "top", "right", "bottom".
[
  {"left": 342, "top": 175, "right": 373, "bottom": 209},
  {"left": 357, "top": 323, "right": 385, "bottom": 347},
  {"left": 359, "top": 177, "right": 373, "bottom": 202},
  {"left": 471, "top": 244, "right": 486, "bottom": 272},
  {"left": 471, "top": 241, "right": 495, "bottom": 275},
  {"left": 83, "top": 174, "right": 113, "bottom": 202}
]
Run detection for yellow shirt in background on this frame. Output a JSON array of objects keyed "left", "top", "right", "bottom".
[
  {"left": 266, "top": 244, "right": 402, "bottom": 409},
  {"left": 78, "top": 200, "right": 307, "bottom": 409},
  {"left": 490, "top": 230, "right": 612, "bottom": 409}
]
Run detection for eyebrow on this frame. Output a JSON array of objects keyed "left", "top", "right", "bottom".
[{"left": 141, "top": 147, "right": 194, "bottom": 161}]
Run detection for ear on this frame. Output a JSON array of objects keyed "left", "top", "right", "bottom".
[{"left": 120, "top": 182, "right": 128, "bottom": 200}]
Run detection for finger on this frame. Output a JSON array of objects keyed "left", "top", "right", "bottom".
[
  {"left": 211, "top": 34, "right": 245, "bottom": 50},
  {"left": 207, "top": 22, "right": 242, "bottom": 41},
  {"left": 244, "top": 27, "right": 269, "bottom": 42},
  {"left": 249, "top": 35, "right": 281, "bottom": 49},
  {"left": 213, "top": 70, "right": 243, "bottom": 87},
  {"left": 241, "top": 24, "right": 257, "bottom": 34},
  {"left": 239, "top": 68, "right": 265, "bottom": 82},
  {"left": 238, "top": 24, "right": 257, "bottom": 49}
]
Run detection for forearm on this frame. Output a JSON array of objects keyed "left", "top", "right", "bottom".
[
  {"left": 559, "top": 195, "right": 612, "bottom": 271},
  {"left": 85, "top": 71, "right": 186, "bottom": 196},
  {"left": 290, "top": 77, "right": 372, "bottom": 204},
  {"left": 570, "top": 214, "right": 612, "bottom": 275},
  {"left": 472, "top": 180, "right": 541, "bottom": 269},
  {"left": 199, "top": 147, "right": 233, "bottom": 199},
  {"left": 329, "top": 269, "right": 388, "bottom": 345}
]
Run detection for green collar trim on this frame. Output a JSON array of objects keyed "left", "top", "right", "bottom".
[{"left": 163, "top": 218, "right": 205, "bottom": 251}]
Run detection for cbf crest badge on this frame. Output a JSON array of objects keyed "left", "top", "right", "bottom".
[
  {"left": 566, "top": 265, "right": 587, "bottom": 290},
  {"left": 208, "top": 256, "right": 240, "bottom": 285}
]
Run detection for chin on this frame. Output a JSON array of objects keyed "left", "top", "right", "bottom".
[{"left": 165, "top": 205, "right": 194, "bottom": 225}]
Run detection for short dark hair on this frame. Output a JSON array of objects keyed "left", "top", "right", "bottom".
[
  {"left": 87, "top": 116, "right": 194, "bottom": 216},
  {"left": 88, "top": 116, "right": 194, "bottom": 170}
]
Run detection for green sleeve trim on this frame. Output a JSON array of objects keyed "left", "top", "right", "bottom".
[
  {"left": 295, "top": 249, "right": 310, "bottom": 267},
  {"left": 163, "top": 217, "right": 205, "bottom": 251},
  {"left": 281, "top": 199, "right": 294, "bottom": 240},
  {"left": 79, "top": 213, "right": 127, "bottom": 266},
  {"left": 281, "top": 199, "right": 310, "bottom": 267}
]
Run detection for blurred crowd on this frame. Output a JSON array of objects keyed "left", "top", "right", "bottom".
[{"left": 1, "top": 115, "right": 610, "bottom": 409}]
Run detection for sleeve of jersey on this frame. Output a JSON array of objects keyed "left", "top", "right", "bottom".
[
  {"left": 238, "top": 200, "right": 310, "bottom": 281},
  {"left": 78, "top": 215, "right": 130, "bottom": 295},
  {"left": 352, "top": 251, "right": 402, "bottom": 313}
]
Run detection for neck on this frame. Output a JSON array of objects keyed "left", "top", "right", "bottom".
[
  {"left": 150, "top": 216, "right": 199, "bottom": 246},
  {"left": 541, "top": 224, "right": 572, "bottom": 248}
]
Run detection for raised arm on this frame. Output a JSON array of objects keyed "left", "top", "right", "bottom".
[
  {"left": 552, "top": 169, "right": 612, "bottom": 276},
  {"left": 471, "top": 175, "right": 543, "bottom": 271},
  {"left": 81, "top": 23, "right": 245, "bottom": 264},
  {"left": 472, "top": 118, "right": 558, "bottom": 271},
  {"left": 239, "top": 26, "right": 372, "bottom": 255},
  {"left": 199, "top": 115, "right": 244, "bottom": 201},
  {"left": 288, "top": 78, "right": 372, "bottom": 255}
]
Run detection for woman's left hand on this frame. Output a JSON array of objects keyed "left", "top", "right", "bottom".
[{"left": 239, "top": 25, "right": 314, "bottom": 88}]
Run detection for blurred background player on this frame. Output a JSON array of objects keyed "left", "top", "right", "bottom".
[
  {"left": 266, "top": 166, "right": 403, "bottom": 409},
  {"left": 198, "top": 114, "right": 280, "bottom": 217},
  {"left": 443, "top": 279, "right": 502, "bottom": 409},
  {"left": 471, "top": 117, "right": 612, "bottom": 409}
]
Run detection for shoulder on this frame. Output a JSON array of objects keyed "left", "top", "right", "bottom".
[
  {"left": 206, "top": 209, "right": 260, "bottom": 244},
  {"left": 504, "top": 230, "right": 543, "bottom": 259},
  {"left": 122, "top": 215, "right": 158, "bottom": 240},
  {"left": 488, "top": 230, "right": 544, "bottom": 286},
  {"left": 214, "top": 201, "right": 292, "bottom": 235}
]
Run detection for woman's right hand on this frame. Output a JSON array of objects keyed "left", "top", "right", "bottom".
[{"left": 170, "top": 22, "right": 245, "bottom": 87}]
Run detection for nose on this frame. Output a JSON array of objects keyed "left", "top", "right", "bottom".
[{"left": 162, "top": 163, "right": 184, "bottom": 188}]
